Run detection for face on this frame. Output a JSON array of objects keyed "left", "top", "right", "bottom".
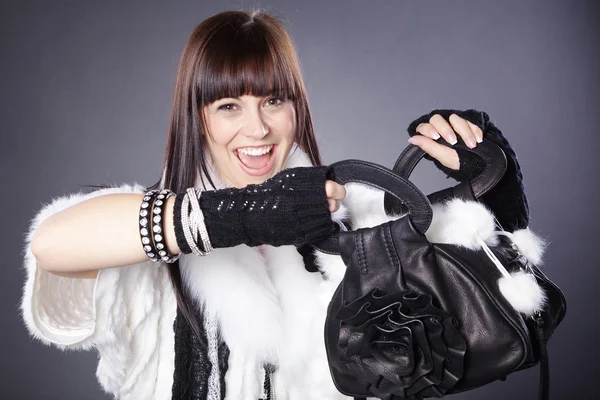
[{"left": 202, "top": 94, "right": 297, "bottom": 188}]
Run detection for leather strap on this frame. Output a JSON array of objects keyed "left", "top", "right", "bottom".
[
  {"left": 535, "top": 314, "right": 550, "bottom": 400},
  {"left": 311, "top": 159, "right": 432, "bottom": 255},
  {"left": 384, "top": 140, "right": 507, "bottom": 215}
]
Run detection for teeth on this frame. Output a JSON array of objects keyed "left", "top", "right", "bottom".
[{"left": 237, "top": 145, "right": 273, "bottom": 156}]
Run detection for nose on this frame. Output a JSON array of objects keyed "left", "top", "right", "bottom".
[{"left": 241, "top": 108, "right": 270, "bottom": 139}]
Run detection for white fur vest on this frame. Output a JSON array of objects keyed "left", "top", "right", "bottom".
[{"left": 20, "top": 145, "right": 546, "bottom": 400}]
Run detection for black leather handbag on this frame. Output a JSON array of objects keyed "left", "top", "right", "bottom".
[{"left": 315, "top": 141, "right": 567, "bottom": 400}]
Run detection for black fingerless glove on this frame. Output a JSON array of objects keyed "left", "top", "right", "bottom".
[
  {"left": 407, "top": 109, "right": 530, "bottom": 231},
  {"left": 173, "top": 166, "right": 336, "bottom": 252}
]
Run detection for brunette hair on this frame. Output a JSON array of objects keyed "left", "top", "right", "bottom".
[{"left": 141, "top": 9, "right": 322, "bottom": 346}]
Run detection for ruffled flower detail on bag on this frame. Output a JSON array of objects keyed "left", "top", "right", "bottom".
[{"left": 335, "top": 288, "right": 467, "bottom": 399}]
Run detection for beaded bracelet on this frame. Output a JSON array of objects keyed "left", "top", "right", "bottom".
[
  {"left": 151, "top": 189, "right": 180, "bottom": 263},
  {"left": 139, "top": 190, "right": 161, "bottom": 261}
]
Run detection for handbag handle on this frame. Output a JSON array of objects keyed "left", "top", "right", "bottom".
[
  {"left": 384, "top": 140, "right": 508, "bottom": 215},
  {"left": 312, "top": 159, "right": 432, "bottom": 255}
]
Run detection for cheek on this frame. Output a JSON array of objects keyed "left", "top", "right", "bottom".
[
  {"left": 278, "top": 108, "right": 297, "bottom": 139},
  {"left": 206, "top": 119, "right": 238, "bottom": 149}
]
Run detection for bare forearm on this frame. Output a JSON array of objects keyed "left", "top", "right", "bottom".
[{"left": 31, "top": 194, "right": 180, "bottom": 273}]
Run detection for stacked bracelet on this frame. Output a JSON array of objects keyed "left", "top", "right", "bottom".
[
  {"left": 180, "top": 188, "right": 213, "bottom": 256},
  {"left": 139, "top": 190, "right": 160, "bottom": 261},
  {"left": 139, "top": 189, "right": 181, "bottom": 263},
  {"left": 188, "top": 188, "right": 213, "bottom": 254},
  {"left": 152, "top": 190, "right": 181, "bottom": 263}
]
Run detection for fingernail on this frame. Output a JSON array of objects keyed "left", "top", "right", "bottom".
[
  {"left": 448, "top": 136, "right": 458, "bottom": 145},
  {"left": 432, "top": 132, "right": 441, "bottom": 140},
  {"left": 476, "top": 135, "right": 483, "bottom": 143},
  {"left": 408, "top": 137, "right": 416, "bottom": 144},
  {"left": 466, "top": 138, "right": 476, "bottom": 148}
]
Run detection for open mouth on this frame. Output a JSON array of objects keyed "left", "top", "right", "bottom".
[{"left": 234, "top": 144, "right": 277, "bottom": 176}]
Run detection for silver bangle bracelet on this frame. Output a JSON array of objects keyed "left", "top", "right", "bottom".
[
  {"left": 188, "top": 188, "right": 213, "bottom": 253},
  {"left": 181, "top": 189, "right": 210, "bottom": 256},
  {"left": 181, "top": 191, "right": 205, "bottom": 256}
]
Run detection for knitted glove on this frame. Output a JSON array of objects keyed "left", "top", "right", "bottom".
[
  {"left": 407, "top": 109, "right": 530, "bottom": 231},
  {"left": 173, "top": 166, "right": 336, "bottom": 251}
]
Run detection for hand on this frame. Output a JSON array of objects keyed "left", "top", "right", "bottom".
[
  {"left": 407, "top": 113, "right": 484, "bottom": 170},
  {"left": 325, "top": 180, "right": 346, "bottom": 213}
]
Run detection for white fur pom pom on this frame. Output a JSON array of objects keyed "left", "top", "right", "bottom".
[
  {"left": 425, "top": 198, "right": 499, "bottom": 249},
  {"left": 510, "top": 228, "right": 548, "bottom": 265},
  {"left": 498, "top": 271, "right": 547, "bottom": 315}
]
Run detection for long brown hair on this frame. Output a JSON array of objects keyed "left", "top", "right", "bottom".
[{"left": 143, "top": 10, "right": 322, "bottom": 346}]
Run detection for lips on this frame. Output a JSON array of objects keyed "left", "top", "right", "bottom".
[{"left": 234, "top": 144, "right": 277, "bottom": 176}]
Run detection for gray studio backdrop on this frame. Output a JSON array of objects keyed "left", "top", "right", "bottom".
[{"left": 2, "top": 0, "right": 598, "bottom": 399}]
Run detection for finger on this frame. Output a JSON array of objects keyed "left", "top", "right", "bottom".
[
  {"left": 325, "top": 180, "right": 346, "bottom": 201},
  {"left": 328, "top": 199, "right": 340, "bottom": 213},
  {"left": 448, "top": 114, "right": 478, "bottom": 148},
  {"left": 408, "top": 135, "right": 459, "bottom": 170},
  {"left": 467, "top": 121, "right": 484, "bottom": 143},
  {"left": 415, "top": 122, "right": 441, "bottom": 140},
  {"left": 429, "top": 114, "right": 457, "bottom": 145}
]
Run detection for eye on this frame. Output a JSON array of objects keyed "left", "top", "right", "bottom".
[
  {"left": 217, "top": 103, "right": 238, "bottom": 111},
  {"left": 265, "top": 97, "right": 284, "bottom": 107}
]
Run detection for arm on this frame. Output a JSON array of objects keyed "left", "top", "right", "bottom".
[
  {"left": 31, "top": 166, "right": 338, "bottom": 275},
  {"left": 31, "top": 193, "right": 180, "bottom": 275}
]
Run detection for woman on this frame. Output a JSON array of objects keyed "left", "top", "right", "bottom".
[{"left": 20, "top": 9, "right": 533, "bottom": 400}]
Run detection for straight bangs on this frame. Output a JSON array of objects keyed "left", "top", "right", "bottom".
[{"left": 196, "top": 22, "right": 301, "bottom": 106}]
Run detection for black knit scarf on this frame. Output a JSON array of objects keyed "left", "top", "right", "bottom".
[{"left": 171, "top": 304, "right": 229, "bottom": 400}]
